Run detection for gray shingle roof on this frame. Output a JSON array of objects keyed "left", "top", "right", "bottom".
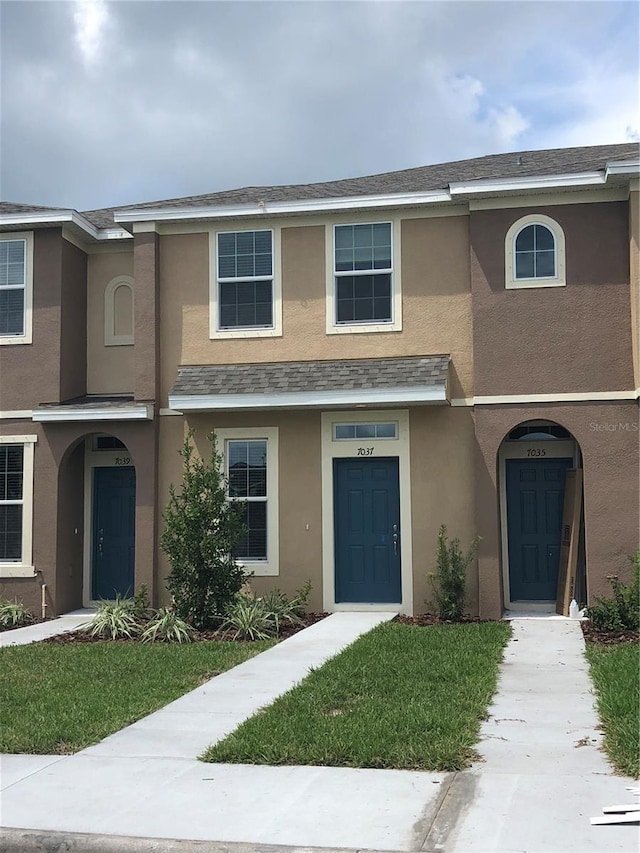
[
  {"left": 171, "top": 356, "right": 449, "bottom": 397},
  {"left": 0, "top": 201, "right": 70, "bottom": 215},
  {"left": 81, "top": 142, "right": 639, "bottom": 229}
]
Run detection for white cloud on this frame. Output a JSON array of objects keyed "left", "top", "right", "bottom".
[{"left": 73, "top": 0, "right": 109, "bottom": 66}]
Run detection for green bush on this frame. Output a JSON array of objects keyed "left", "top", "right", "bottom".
[
  {"left": 0, "top": 598, "right": 34, "bottom": 629},
  {"left": 260, "top": 580, "right": 311, "bottom": 633},
  {"left": 427, "top": 525, "right": 481, "bottom": 620},
  {"left": 586, "top": 553, "right": 639, "bottom": 632},
  {"left": 220, "top": 582, "right": 313, "bottom": 641},
  {"left": 161, "top": 431, "right": 248, "bottom": 629}
]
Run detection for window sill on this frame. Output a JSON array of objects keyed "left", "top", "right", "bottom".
[
  {"left": 241, "top": 561, "right": 279, "bottom": 577},
  {"left": 0, "top": 336, "right": 32, "bottom": 346},
  {"left": 505, "top": 278, "right": 566, "bottom": 290},
  {"left": 210, "top": 328, "right": 282, "bottom": 340},
  {"left": 327, "top": 321, "right": 402, "bottom": 335},
  {"left": 0, "top": 564, "right": 35, "bottom": 578}
]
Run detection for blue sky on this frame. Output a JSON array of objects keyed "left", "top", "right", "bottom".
[{"left": 1, "top": 0, "right": 638, "bottom": 211}]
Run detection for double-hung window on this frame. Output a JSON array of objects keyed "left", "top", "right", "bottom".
[
  {"left": 0, "top": 436, "right": 36, "bottom": 576},
  {"left": 216, "top": 230, "right": 274, "bottom": 331},
  {"left": 220, "top": 427, "right": 278, "bottom": 575},
  {"left": 0, "top": 234, "right": 33, "bottom": 343}
]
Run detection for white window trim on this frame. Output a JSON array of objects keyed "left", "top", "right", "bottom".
[
  {"left": 0, "top": 232, "right": 34, "bottom": 346},
  {"left": 209, "top": 228, "right": 282, "bottom": 340},
  {"left": 505, "top": 214, "right": 566, "bottom": 289},
  {"left": 215, "top": 427, "right": 279, "bottom": 576},
  {"left": 104, "top": 275, "right": 135, "bottom": 346},
  {"left": 325, "top": 218, "right": 402, "bottom": 334},
  {"left": 0, "top": 434, "right": 37, "bottom": 577}
]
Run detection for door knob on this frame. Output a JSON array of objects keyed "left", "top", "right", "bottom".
[
  {"left": 392, "top": 524, "right": 398, "bottom": 556},
  {"left": 98, "top": 528, "right": 104, "bottom": 557}
]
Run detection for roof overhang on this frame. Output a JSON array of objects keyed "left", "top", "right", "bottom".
[
  {"left": 0, "top": 209, "right": 131, "bottom": 242},
  {"left": 169, "top": 385, "right": 447, "bottom": 412},
  {"left": 32, "top": 403, "right": 153, "bottom": 423}
]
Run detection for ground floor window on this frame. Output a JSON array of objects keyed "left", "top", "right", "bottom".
[{"left": 0, "top": 435, "right": 36, "bottom": 575}]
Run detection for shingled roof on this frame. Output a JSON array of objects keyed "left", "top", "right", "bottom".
[
  {"left": 169, "top": 356, "right": 449, "bottom": 410},
  {"left": 80, "top": 142, "right": 639, "bottom": 229}
]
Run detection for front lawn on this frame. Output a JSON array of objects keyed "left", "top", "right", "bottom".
[
  {"left": 204, "top": 620, "right": 511, "bottom": 771},
  {"left": 585, "top": 642, "right": 640, "bottom": 778},
  {"left": 0, "top": 640, "right": 272, "bottom": 754}
]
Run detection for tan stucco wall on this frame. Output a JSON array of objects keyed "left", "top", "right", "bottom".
[
  {"left": 86, "top": 251, "right": 134, "bottom": 395},
  {"left": 158, "top": 215, "right": 474, "bottom": 403},
  {"left": 474, "top": 402, "right": 640, "bottom": 620},
  {"left": 156, "top": 411, "right": 324, "bottom": 611},
  {"left": 409, "top": 406, "right": 478, "bottom": 614},
  {"left": 471, "top": 202, "right": 634, "bottom": 396}
]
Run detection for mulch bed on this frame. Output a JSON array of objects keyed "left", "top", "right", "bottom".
[
  {"left": 42, "top": 612, "right": 329, "bottom": 645},
  {"left": 580, "top": 620, "right": 639, "bottom": 646},
  {"left": 394, "top": 614, "right": 486, "bottom": 627}
]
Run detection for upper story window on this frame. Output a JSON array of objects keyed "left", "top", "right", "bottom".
[
  {"left": 104, "top": 275, "right": 134, "bottom": 346},
  {"left": 505, "top": 214, "right": 566, "bottom": 289},
  {"left": 327, "top": 220, "right": 402, "bottom": 335},
  {"left": 0, "top": 233, "right": 33, "bottom": 345},
  {"left": 210, "top": 229, "right": 282, "bottom": 339},
  {"left": 0, "top": 435, "right": 37, "bottom": 576}
]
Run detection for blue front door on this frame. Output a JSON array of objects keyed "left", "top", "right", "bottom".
[
  {"left": 92, "top": 466, "right": 136, "bottom": 600},
  {"left": 334, "top": 457, "right": 401, "bottom": 604},
  {"left": 506, "top": 457, "right": 572, "bottom": 601}
]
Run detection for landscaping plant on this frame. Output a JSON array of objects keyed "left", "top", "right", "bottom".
[
  {"left": 80, "top": 596, "right": 142, "bottom": 640},
  {"left": 0, "top": 597, "right": 33, "bottom": 629},
  {"left": 585, "top": 552, "right": 640, "bottom": 632},
  {"left": 220, "top": 581, "right": 313, "bottom": 640},
  {"left": 161, "top": 431, "right": 248, "bottom": 629},
  {"left": 141, "top": 608, "right": 194, "bottom": 643},
  {"left": 428, "top": 525, "right": 481, "bottom": 620}
]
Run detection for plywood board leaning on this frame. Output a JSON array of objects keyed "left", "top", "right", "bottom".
[{"left": 556, "top": 468, "right": 583, "bottom": 616}]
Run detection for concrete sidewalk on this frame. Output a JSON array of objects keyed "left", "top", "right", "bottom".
[
  {"left": 0, "top": 609, "right": 93, "bottom": 646},
  {"left": 0, "top": 615, "right": 637, "bottom": 852}
]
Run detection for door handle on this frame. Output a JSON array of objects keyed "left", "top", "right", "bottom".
[
  {"left": 392, "top": 524, "right": 398, "bottom": 556},
  {"left": 98, "top": 528, "right": 104, "bottom": 557}
]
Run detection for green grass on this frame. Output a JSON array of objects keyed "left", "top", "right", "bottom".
[
  {"left": 0, "top": 640, "right": 272, "bottom": 754},
  {"left": 586, "top": 642, "right": 640, "bottom": 778},
  {"left": 204, "top": 620, "right": 511, "bottom": 771}
]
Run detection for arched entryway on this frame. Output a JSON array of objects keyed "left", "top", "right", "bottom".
[{"left": 498, "top": 419, "right": 585, "bottom": 610}]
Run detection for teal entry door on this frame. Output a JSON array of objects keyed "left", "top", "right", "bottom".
[
  {"left": 506, "top": 457, "right": 572, "bottom": 601},
  {"left": 92, "top": 466, "right": 136, "bottom": 600},
  {"left": 334, "top": 457, "right": 401, "bottom": 604}
]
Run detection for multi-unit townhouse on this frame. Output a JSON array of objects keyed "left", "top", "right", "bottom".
[{"left": 1, "top": 143, "right": 638, "bottom": 621}]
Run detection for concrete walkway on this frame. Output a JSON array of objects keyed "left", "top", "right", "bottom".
[
  {"left": 0, "top": 609, "right": 93, "bottom": 646},
  {"left": 0, "top": 614, "right": 637, "bottom": 852}
]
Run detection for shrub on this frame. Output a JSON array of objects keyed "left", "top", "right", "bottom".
[
  {"left": 130, "top": 584, "right": 152, "bottom": 621},
  {"left": 0, "top": 598, "right": 34, "bottom": 629},
  {"left": 219, "top": 595, "right": 274, "bottom": 641},
  {"left": 260, "top": 580, "right": 311, "bottom": 633},
  {"left": 141, "top": 608, "right": 194, "bottom": 643},
  {"left": 427, "top": 525, "right": 481, "bottom": 621},
  {"left": 161, "top": 431, "right": 248, "bottom": 629},
  {"left": 80, "top": 596, "right": 142, "bottom": 640},
  {"left": 586, "top": 553, "right": 639, "bottom": 632}
]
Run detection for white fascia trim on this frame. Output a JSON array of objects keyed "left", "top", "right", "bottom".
[
  {"left": 113, "top": 191, "right": 452, "bottom": 224},
  {"left": 605, "top": 159, "right": 640, "bottom": 178},
  {"left": 0, "top": 410, "right": 33, "bottom": 420},
  {"left": 32, "top": 405, "right": 153, "bottom": 422},
  {"left": 170, "top": 386, "right": 447, "bottom": 412},
  {"left": 0, "top": 210, "right": 131, "bottom": 242},
  {"left": 449, "top": 171, "right": 605, "bottom": 196},
  {"left": 473, "top": 390, "right": 638, "bottom": 405}
]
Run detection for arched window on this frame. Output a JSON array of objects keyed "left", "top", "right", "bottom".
[
  {"left": 104, "top": 276, "right": 134, "bottom": 346},
  {"left": 505, "top": 214, "right": 566, "bottom": 289}
]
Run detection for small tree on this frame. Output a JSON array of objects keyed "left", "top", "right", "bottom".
[
  {"left": 427, "top": 525, "right": 481, "bottom": 620},
  {"left": 161, "top": 431, "right": 247, "bottom": 628}
]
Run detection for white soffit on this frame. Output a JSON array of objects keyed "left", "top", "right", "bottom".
[
  {"left": 169, "top": 385, "right": 448, "bottom": 411},
  {"left": 0, "top": 210, "right": 131, "bottom": 241},
  {"left": 32, "top": 404, "right": 153, "bottom": 422}
]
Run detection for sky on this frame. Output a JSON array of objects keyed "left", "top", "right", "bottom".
[{"left": 1, "top": 0, "right": 638, "bottom": 212}]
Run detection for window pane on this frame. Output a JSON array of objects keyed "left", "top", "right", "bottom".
[
  {"left": 233, "top": 502, "right": 267, "bottom": 560},
  {"left": 534, "top": 225, "right": 555, "bottom": 251},
  {"left": 515, "top": 225, "right": 535, "bottom": 251},
  {"left": 375, "top": 423, "right": 396, "bottom": 438},
  {"left": 0, "top": 289, "right": 25, "bottom": 335},
  {"left": 334, "top": 425, "right": 356, "bottom": 439},
  {"left": 335, "top": 248, "right": 354, "bottom": 272},
  {"left": 373, "top": 295, "right": 392, "bottom": 320},
  {"left": 536, "top": 250, "right": 555, "bottom": 277},
  {"left": 0, "top": 504, "right": 22, "bottom": 561},
  {"left": 219, "top": 281, "right": 273, "bottom": 329},
  {"left": 227, "top": 440, "right": 266, "bottom": 498},
  {"left": 515, "top": 252, "right": 535, "bottom": 278},
  {"left": 0, "top": 445, "right": 23, "bottom": 501},
  {"left": 336, "top": 274, "right": 391, "bottom": 323},
  {"left": 218, "top": 231, "right": 272, "bottom": 280},
  {"left": 335, "top": 226, "right": 353, "bottom": 250},
  {"left": 0, "top": 241, "right": 25, "bottom": 288},
  {"left": 355, "top": 424, "right": 376, "bottom": 438}
]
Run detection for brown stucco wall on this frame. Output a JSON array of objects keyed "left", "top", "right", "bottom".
[
  {"left": 471, "top": 202, "right": 634, "bottom": 395},
  {"left": 59, "top": 239, "right": 87, "bottom": 402},
  {"left": 474, "top": 402, "right": 640, "bottom": 620},
  {"left": 86, "top": 250, "right": 135, "bottom": 394},
  {"left": 134, "top": 233, "right": 160, "bottom": 403},
  {"left": 157, "top": 411, "right": 324, "bottom": 611},
  {"left": 158, "top": 215, "right": 474, "bottom": 403},
  {"left": 0, "top": 230, "right": 63, "bottom": 411},
  {"left": 629, "top": 191, "right": 639, "bottom": 389},
  {"left": 409, "top": 405, "right": 478, "bottom": 614},
  {"left": 55, "top": 442, "right": 84, "bottom": 614}
]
